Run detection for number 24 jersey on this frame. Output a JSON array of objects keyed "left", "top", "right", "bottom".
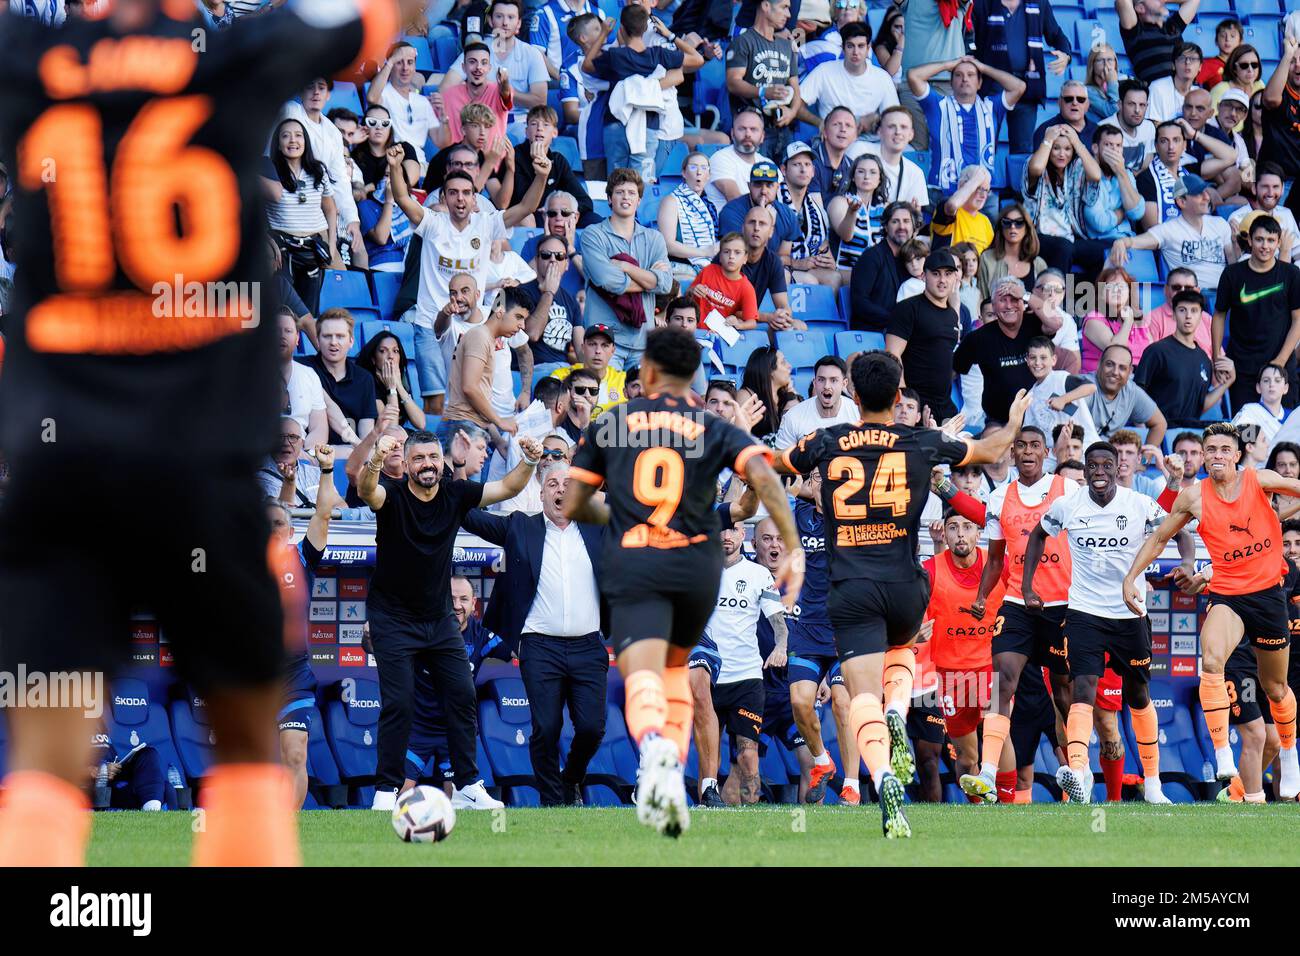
[{"left": 781, "top": 422, "right": 972, "bottom": 583}]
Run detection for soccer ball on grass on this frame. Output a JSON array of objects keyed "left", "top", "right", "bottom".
[{"left": 391, "top": 785, "right": 456, "bottom": 843}]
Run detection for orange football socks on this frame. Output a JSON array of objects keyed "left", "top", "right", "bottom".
[
  {"left": 979, "top": 713, "right": 1011, "bottom": 778},
  {"left": 661, "top": 666, "right": 693, "bottom": 763},
  {"left": 1199, "top": 671, "right": 1231, "bottom": 751},
  {"left": 1270, "top": 687, "right": 1296, "bottom": 750},
  {"left": 882, "top": 647, "right": 915, "bottom": 717},
  {"left": 849, "top": 693, "right": 888, "bottom": 789},
  {"left": 192, "top": 764, "right": 300, "bottom": 867},
  {"left": 1129, "top": 702, "right": 1161, "bottom": 780},
  {"left": 0, "top": 770, "right": 91, "bottom": 867},
  {"left": 624, "top": 670, "right": 667, "bottom": 746},
  {"left": 1066, "top": 703, "right": 1093, "bottom": 771}
]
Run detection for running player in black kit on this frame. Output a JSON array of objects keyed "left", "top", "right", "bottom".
[
  {"left": 0, "top": 0, "right": 398, "bottom": 866},
  {"left": 776, "top": 352, "right": 1031, "bottom": 837},
  {"left": 564, "top": 327, "right": 804, "bottom": 838}
]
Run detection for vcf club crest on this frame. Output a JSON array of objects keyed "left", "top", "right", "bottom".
[
  {"left": 736, "top": 580, "right": 748, "bottom": 594},
  {"left": 1116, "top": 515, "right": 1128, "bottom": 530}
]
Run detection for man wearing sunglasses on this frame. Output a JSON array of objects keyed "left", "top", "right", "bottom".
[
  {"left": 522, "top": 234, "right": 584, "bottom": 379},
  {"left": 520, "top": 191, "right": 586, "bottom": 296},
  {"left": 1030, "top": 79, "right": 1099, "bottom": 152},
  {"left": 550, "top": 323, "right": 628, "bottom": 414}
]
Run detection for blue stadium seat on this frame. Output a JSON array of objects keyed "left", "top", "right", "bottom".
[
  {"left": 359, "top": 318, "right": 416, "bottom": 360},
  {"left": 510, "top": 227, "right": 543, "bottom": 254},
  {"left": 1238, "top": 0, "right": 1283, "bottom": 18},
  {"left": 1126, "top": 248, "right": 1161, "bottom": 284},
  {"left": 429, "top": 25, "right": 460, "bottom": 72},
  {"left": 1074, "top": 22, "right": 1101, "bottom": 63},
  {"left": 659, "top": 140, "right": 689, "bottom": 178},
  {"left": 1162, "top": 779, "right": 1197, "bottom": 803},
  {"left": 1007, "top": 153, "right": 1030, "bottom": 196},
  {"left": 943, "top": 782, "right": 967, "bottom": 803},
  {"left": 636, "top": 188, "right": 661, "bottom": 227},
  {"left": 370, "top": 270, "right": 403, "bottom": 321},
  {"left": 1096, "top": 10, "right": 1120, "bottom": 45},
  {"left": 775, "top": 330, "right": 830, "bottom": 371},
  {"left": 319, "top": 270, "right": 380, "bottom": 330},
  {"left": 1037, "top": 735, "right": 1061, "bottom": 774},
  {"left": 583, "top": 784, "right": 625, "bottom": 806},
  {"left": 552, "top": 136, "right": 581, "bottom": 170},
  {"left": 304, "top": 702, "right": 342, "bottom": 795},
  {"left": 591, "top": 198, "right": 611, "bottom": 219},
  {"left": 1157, "top": 701, "right": 1211, "bottom": 785},
  {"left": 296, "top": 331, "right": 317, "bottom": 357},
  {"left": 168, "top": 689, "right": 215, "bottom": 782},
  {"left": 1195, "top": 0, "right": 1237, "bottom": 12},
  {"left": 402, "top": 36, "right": 435, "bottom": 74},
  {"left": 835, "top": 329, "right": 886, "bottom": 357},
  {"left": 786, "top": 284, "right": 842, "bottom": 336},
  {"left": 325, "top": 81, "right": 363, "bottom": 116},
  {"left": 719, "top": 328, "right": 771, "bottom": 372},
  {"left": 759, "top": 735, "right": 794, "bottom": 787},
  {"left": 793, "top": 368, "right": 814, "bottom": 396},
  {"left": 585, "top": 703, "right": 639, "bottom": 788},
  {"left": 507, "top": 785, "right": 541, "bottom": 807},
  {"left": 104, "top": 678, "right": 186, "bottom": 790},
  {"left": 1032, "top": 781, "right": 1057, "bottom": 802},
  {"left": 991, "top": 143, "right": 1010, "bottom": 189},
  {"left": 478, "top": 677, "right": 535, "bottom": 786},
  {"left": 1245, "top": 24, "right": 1281, "bottom": 61},
  {"left": 324, "top": 678, "right": 380, "bottom": 782}
]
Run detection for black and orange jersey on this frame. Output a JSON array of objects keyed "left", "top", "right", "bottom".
[
  {"left": 781, "top": 422, "right": 972, "bottom": 583},
  {"left": 570, "top": 391, "right": 771, "bottom": 575},
  {"left": 0, "top": 0, "right": 395, "bottom": 467}
]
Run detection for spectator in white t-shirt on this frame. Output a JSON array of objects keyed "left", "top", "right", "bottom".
[
  {"left": 773, "top": 355, "right": 859, "bottom": 447},
  {"left": 1098, "top": 78, "right": 1157, "bottom": 174},
  {"left": 1228, "top": 165, "right": 1300, "bottom": 264},
  {"left": 258, "top": 416, "right": 323, "bottom": 508},
  {"left": 704, "top": 108, "right": 776, "bottom": 209},
  {"left": 1109, "top": 173, "right": 1235, "bottom": 295},
  {"left": 368, "top": 41, "right": 439, "bottom": 167},
  {"left": 795, "top": 22, "right": 898, "bottom": 131},
  {"left": 853, "top": 105, "right": 930, "bottom": 217},
  {"left": 277, "top": 308, "right": 327, "bottom": 449},
  {"left": 1232, "top": 364, "right": 1293, "bottom": 446}
]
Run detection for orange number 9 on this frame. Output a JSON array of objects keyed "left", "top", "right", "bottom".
[{"left": 633, "top": 447, "right": 685, "bottom": 526}]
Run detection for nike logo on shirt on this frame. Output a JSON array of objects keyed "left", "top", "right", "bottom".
[{"left": 1240, "top": 283, "right": 1284, "bottom": 305}]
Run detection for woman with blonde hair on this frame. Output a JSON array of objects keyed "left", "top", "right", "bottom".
[{"left": 1085, "top": 45, "right": 1122, "bottom": 126}]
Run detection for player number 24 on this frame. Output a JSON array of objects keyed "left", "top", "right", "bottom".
[{"left": 828, "top": 453, "right": 911, "bottom": 518}]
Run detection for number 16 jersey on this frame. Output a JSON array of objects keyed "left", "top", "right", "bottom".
[{"left": 780, "top": 422, "right": 973, "bottom": 583}]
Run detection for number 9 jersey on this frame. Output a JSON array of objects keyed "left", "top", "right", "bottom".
[
  {"left": 780, "top": 422, "right": 973, "bottom": 583},
  {"left": 0, "top": 0, "right": 396, "bottom": 466}
]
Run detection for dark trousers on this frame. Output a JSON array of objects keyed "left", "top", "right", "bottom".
[
  {"left": 518, "top": 632, "right": 609, "bottom": 806},
  {"left": 109, "top": 746, "right": 165, "bottom": 809},
  {"left": 1038, "top": 234, "right": 1074, "bottom": 275},
  {"left": 370, "top": 604, "right": 479, "bottom": 790},
  {"left": 1006, "top": 100, "right": 1040, "bottom": 156}
]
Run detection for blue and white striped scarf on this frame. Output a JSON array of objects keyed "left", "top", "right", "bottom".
[
  {"left": 937, "top": 95, "right": 996, "bottom": 192},
  {"left": 672, "top": 182, "right": 718, "bottom": 267}
]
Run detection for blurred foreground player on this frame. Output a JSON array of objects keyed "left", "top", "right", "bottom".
[
  {"left": 1126, "top": 423, "right": 1300, "bottom": 800},
  {"left": 776, "top": 351, "right": 1032, "bottom": 838},
  {"left": 564, "top": 327, "right": 804, "bottom": 838},
  {"left": 0, "top": 0, "right": 399, "bottom": 866}
]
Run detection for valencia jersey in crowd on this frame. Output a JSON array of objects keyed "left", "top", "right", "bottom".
[
  {"left": 780, "top": 422, "right": 973, "bottom": 583},
  {"left": 0, "top": 0, "right": 396, "bottom": 467}
]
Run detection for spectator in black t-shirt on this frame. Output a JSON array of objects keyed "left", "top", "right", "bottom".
[
  {"left": 522, "top": 234, "right": 584, "bottom": 375},
  {"left": 1135, "top": 290, "right": 1235, "bottom": 427},
  {"left": 1116, "top": 0, "right": 1194, "bottom": 85},
  {"left": 739, "top": 205, "right": 796, "bottom": 329},
  {"left": 511, "top": 106, "right": 597, "bottom": 227},
  {"left": 886, "top": 249, "right": 963, "bottom": 421},
  {"left": 849, "top": 201, "right": 918, "bottom": 331},
  {"left": 1262, "top": 35, "right": 1300, "bottom": 222},
  {"left": 299, "top": 309, "right": 377, "bottom": 446},
  {"left": 356, "top": 429, "right": 544, "bottom": 811},
  {"left": 953, "top": 275, "right": 1054, "bottom": 423},
  {"left": 1213, "top": 213, "right": 1300, "bottom": 411}
]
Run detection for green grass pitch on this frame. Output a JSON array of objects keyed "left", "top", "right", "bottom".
[{"left": 86, "top": 803, "right": 1300, "bottom": 866}]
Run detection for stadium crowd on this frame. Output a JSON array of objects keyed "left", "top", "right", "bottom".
[{"left": 3, "top": 0, "right": 1300, "bottom": 812}]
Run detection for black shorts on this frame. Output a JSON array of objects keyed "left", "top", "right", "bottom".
[
  {"left": 992, "top": 602, "right": 1070, "bottom": 675},
  {"left": 0, "top": 466, "right": 284, "bottom": 690},
  {"left": 1064, "top": 609, "right": 1151, "bottom": 683},
  {"left": 1010, "top": 663, "right": 1058, "bottom": 768},
  {"left": 1207, "top": 586, "right": 1291, "bottom": 651},
  {"left": 827, "top": 570, "right": 929, "bottom": 661},
  {"left": 712, "top": 678, "right": 765, "bottom": 746},
  {"left": 607, "top": 562, "right": 722, "bottom": 656},
  {"left": 907, "top": 703, "right": 946, "bottom": 745},
  {"left": 1225, "top": 641, "right": 1271, "bottom": 726}
]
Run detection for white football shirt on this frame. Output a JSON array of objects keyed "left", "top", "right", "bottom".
[
  {"left": 1039, "top": 484, "right": 1166, "bottom": 618},
  {"left": 704, "top": 558, "right": 784, "bottom": 684}
]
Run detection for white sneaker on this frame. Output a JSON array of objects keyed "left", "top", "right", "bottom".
[
  {"left": 452, "top": 780, "right": 504, "bottom": 810},
  {"left": 1278, "top": 748, "right": 1300, "bottom": 800},
  {"left": 1144, "top": 785, "right": 1172, "bottom": 805},
  {"left": 371, "top": 787, "right": 397, "bottom": 811},
  {"left": 634, "top": 735, "right": 689, "bottom": 838},
  {"left": 1214, "top": 746, "right": 1239, "bottom": 783},
  {"left": 1056, "top": 765, "right": 1092, "bottom": 804}
]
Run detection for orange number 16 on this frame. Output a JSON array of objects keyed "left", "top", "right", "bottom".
[{"left": 18, "top": 97, "right": 241, "bottom": 293}]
